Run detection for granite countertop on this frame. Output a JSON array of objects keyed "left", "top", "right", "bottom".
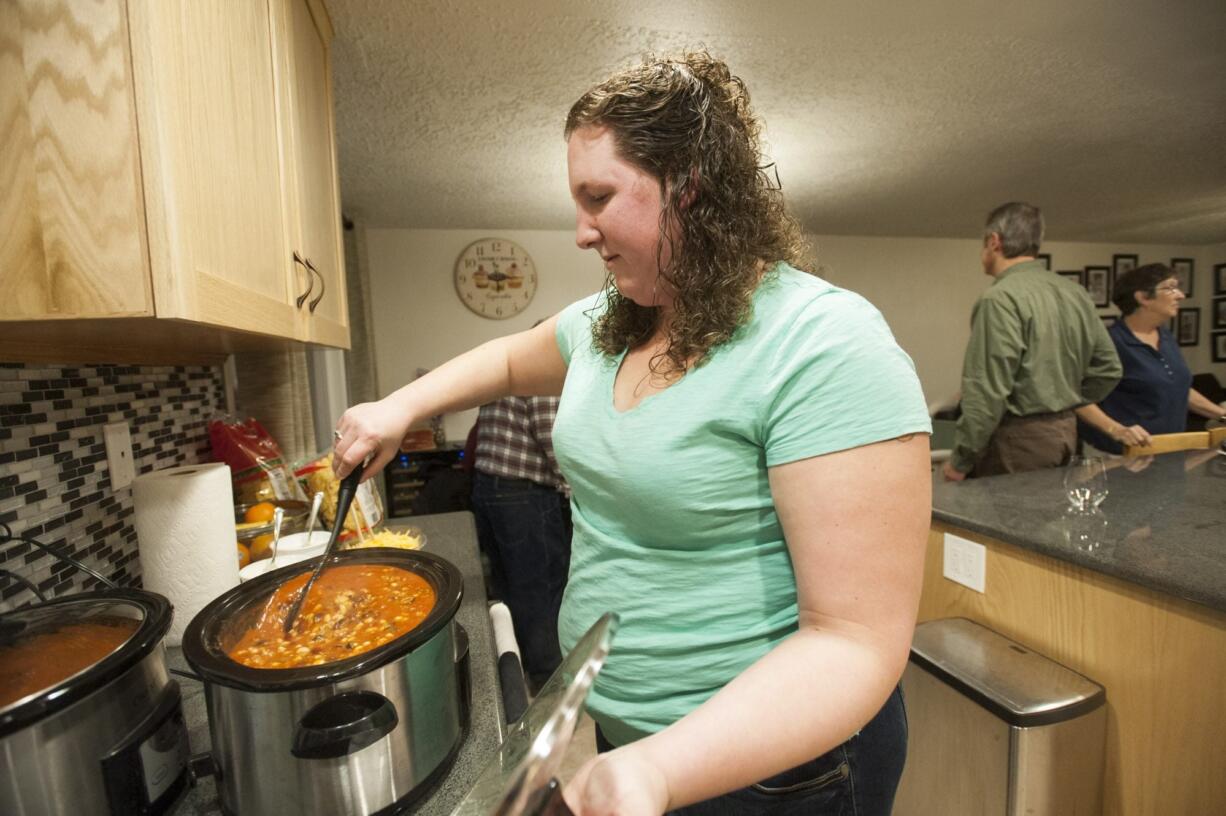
[
  {"left": 174, "top": 511, "right": 506, "bottom": 815},
  {"left": 931, "top": 449, "right": 1226, "bottom": 613}
]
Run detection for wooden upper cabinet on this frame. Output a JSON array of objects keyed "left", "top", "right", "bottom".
[
  {"left": 0, "top": 0, "right": 151, "bottom": 320},
  {"left": 128, "top": 0, "right": 300, "bottom": 340},
  {"left": 0, "top": 0, "right": 350, "bottom": 361},
  {"left": 272, "top": 0, "right": 350, "bottom": 349}
]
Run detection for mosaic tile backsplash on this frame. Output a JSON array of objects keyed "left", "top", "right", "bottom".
[{"left": 0, "top": 363, "right": 225, "bottom": 611}]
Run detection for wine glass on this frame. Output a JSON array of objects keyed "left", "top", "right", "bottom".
[
  {"left": 1063, "top": 456, "right": 1108, "bottom": 511},
  {"left": 1059, "top": 505, "right": 1110, "bottom": 552}
]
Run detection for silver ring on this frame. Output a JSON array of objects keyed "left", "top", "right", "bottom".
[{"left": 333, "top": 429, "right": 343, "bottom": 442}]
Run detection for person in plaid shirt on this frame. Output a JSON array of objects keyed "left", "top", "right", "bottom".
[{"left": 471, "top": 394, "right": 571, "bottom": 690}]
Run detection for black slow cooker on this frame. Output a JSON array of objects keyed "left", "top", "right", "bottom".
[
  {"left": 182, "top": 547, "right": 467, "bottom": 816},
  {"left": 0, "top": 589, "right": 189, "bottom": 816}
]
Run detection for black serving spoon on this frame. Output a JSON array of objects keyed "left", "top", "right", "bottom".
[{"left": 282, "top": 465, "right": 363, "bottom": 636}]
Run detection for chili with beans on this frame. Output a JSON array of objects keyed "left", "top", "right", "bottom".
[{"left": 227, "top": 565, "right": 435, "bottom": 669}]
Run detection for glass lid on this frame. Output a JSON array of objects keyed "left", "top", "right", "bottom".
[
  {"left": 0, "top": 595, "right": 148, "bottom": 715},
  {"left": 454, "top": 612, "right": 619, "bottom": 816}
]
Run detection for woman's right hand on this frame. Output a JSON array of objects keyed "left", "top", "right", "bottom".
[
  {"left": 563, "top": 746, "right": 671, "bottom": 816},
  {"left": 331, "top": 397, "right": 414, "bottom": 481},
  {"left": 1111, "top": 423, "right": 1152, "bottom": 448},
  {"left": 1121, "top": 454, "right": 1155, "bottom": 473}
]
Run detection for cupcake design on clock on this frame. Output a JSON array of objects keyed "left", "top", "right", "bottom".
[{"left": 454, "top": 238, "right": 538, "bottom": 319}]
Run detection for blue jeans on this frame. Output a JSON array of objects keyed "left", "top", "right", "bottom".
[
  {"left": 595, "top": 685, "right": 908, "bottom": 816},
  {"left": 471, "top": 472, "right": 572, "bottom": 686}
]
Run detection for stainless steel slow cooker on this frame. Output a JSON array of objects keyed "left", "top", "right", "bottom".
[
  {"left": 182, "top": 548, "right": 466, "bottom": 816},
  {"left": 0, "top": 589, "right": 189, "bottom": 816}
]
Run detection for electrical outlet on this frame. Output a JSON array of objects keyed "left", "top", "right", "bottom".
[
  {"left": 104, "top": 422, "right": 136, "bottom": 490},
  {"left": 943, "top": 532, "right": 986, "bottom": 593}
]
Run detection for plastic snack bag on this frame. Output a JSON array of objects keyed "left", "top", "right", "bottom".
[
  {"left": 294, "top": 451, "right": 385, "bottom": 538},
  {"left": 208, "top": 416, "right": 307, "bottom": 503}
]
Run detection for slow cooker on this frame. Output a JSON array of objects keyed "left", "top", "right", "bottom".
[
  {"left": 0, "top": 589, "right": 189, "bottom": 816},
  {"left": 182, "top": 548, "right": 466, "bottom": 816}
]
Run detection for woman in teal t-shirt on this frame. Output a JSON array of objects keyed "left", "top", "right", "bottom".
[{"left": 333, "top": 51, "right": 932, "bottom": 816}]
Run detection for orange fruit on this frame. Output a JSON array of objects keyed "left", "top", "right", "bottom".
[
  {"left": 237, "top": 542, "right": 252, "bottom": 568},
  {"left": 249, "top": 533, "right": 276, "bottom": 561},
  {"left": 244, "top": 502, "right": 277, "bottom": 523}
]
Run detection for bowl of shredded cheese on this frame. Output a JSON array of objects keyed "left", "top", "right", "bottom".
[{"left": 342, "top": 527, "right": 426, "bottom": 551}]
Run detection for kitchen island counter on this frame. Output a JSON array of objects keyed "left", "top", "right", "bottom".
[
  {"left": 921, "top": 450, "right": 1226, "bottom": 814},
  {"left": 931, "top": 448, "right": 1226, "bottom": 612},
  {"left": 174, "top": 511, "right": 505, "bottom": 816}
]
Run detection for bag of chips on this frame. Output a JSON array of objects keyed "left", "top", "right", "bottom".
[
  {"left": 294, "top": 451, "right": 385, "bottom": 539},
  {"left": 208, "top": 416, "right": 307, "bottom": 504}
]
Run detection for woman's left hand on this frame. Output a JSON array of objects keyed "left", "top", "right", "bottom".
[{"left": 563, "top": 746, "right": 670, "bottom": 816}]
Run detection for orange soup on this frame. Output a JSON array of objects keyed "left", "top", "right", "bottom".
[
  {"left": 0, "top": 616, "right": 140, "bottom": 709},
  {"left": 227, "top": 564, "right": 435, "bottom": 669}
]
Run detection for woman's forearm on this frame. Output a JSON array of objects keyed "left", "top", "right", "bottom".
[
  {"left": 636, "top": 623, "right": 904, "bottom": 809},
  {"left": 386, "top": 320, "right": 565, "bottom": 419},
  {"left": 1075, "top": 403, "right": 1120, "bottom": 436},
  {"left": 1188, "top": 389, "right": 1226, "bottom": 420},
  {"left": 1075, "top": 404, "right": 1152, "bottom": 448},
  {"left": 383, "top": 338, "right": 513, "bottom": 420},
  {"left": 334, "top": 319, "right": 565, "bottom": 478}
]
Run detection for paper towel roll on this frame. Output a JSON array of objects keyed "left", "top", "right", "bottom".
[{"left": 133, "top": 462, "right": 240, "bottom": 645}]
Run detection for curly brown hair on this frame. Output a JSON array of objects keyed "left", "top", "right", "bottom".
[{"left": 564, "top": 50, "right": 813, "bottom": 373}]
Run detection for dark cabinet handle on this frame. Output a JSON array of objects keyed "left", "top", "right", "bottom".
[
  {"left": 306, "top": 258, "right": 326, "bottom": 314},
  {"left": 293, "top": 251, "right": 313, "bottom": 308}
]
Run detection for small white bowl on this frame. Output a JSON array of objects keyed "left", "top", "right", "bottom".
[
  {"left": 239, "top": 542, "right": 326, "bottom": 582},
  {"left": 273, "top": 530, "right": 330, "bottom": 552}
]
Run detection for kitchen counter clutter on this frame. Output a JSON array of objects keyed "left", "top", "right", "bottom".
[
  {"left": 174, "top": 511, "right": 506, "bottom": 816},
  {"left": 931, "top": 448, "right": 1226, "bottom": 612}
]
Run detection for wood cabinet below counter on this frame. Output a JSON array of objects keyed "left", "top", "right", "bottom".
[
  {"left": 919, "top": 522, "right": 1226, "bottom": 815},
  {"left": 0, "top": 0, "right": 349, "bottom": 365}
]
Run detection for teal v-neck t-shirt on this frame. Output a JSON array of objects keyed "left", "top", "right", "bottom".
[{"left": 551, "top": 263, "right": 931, "bottom": 746}]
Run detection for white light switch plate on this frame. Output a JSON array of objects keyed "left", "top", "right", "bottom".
[
  {"left": 104, "top": 422, "right": 136, "bottom": 490},
  {"left": 943, "top": 532, "right": 986, "bottom": 593}
]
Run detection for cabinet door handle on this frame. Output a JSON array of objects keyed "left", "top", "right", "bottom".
[
  {"left": 294, "top": 251, "right": 314, "bottom": 309},
  {"left": 306, "top": 258, "right": 326, "bottom": 313}
]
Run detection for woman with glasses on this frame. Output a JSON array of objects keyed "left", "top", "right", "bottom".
[{"left": 1077, "top": 263, "right": 1226, "bottom": 453}]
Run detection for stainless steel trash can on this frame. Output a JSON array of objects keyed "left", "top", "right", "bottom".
[{"left": 894, "top": 618, "right": 1106, "bottom": 816}]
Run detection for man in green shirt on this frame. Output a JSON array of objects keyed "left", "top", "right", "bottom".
[{"left": 943, "top": 202, "right": 1122, "bottom": 480}]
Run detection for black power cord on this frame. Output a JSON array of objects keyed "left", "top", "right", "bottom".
[
  {"left": 0, "top": 567, "right": 47, "bottom": 604},
  {"left": 0, "top": 522, "right": 118, "bottom": 602}
]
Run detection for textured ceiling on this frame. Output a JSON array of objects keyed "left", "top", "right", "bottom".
[{"left": 330, "top": 0, "right": 1226, "bottom": 244}]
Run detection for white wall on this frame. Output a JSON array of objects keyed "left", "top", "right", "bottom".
[
  {"left": 1197, "top": 242, "right": 1226, "bottom": 376},
  {"left": 365, "top": 229, "right": 1226, "bottom": 439},
  {"left": 365, "top": 229, "right": 605, "bottom": 439},
  {"left": 814, "top": 236, "right": 1226, "bottom": 405}
]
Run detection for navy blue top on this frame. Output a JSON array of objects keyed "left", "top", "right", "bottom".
[{"left": 1078, "top": 321, "right": 1192, "bottom": 453}]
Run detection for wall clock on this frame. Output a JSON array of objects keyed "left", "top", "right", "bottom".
[{"left": 454, "top": 237, "right": 538, "bottom": 319}]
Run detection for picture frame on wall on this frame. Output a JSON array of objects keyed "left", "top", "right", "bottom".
[
  {"left": 1171, "top": 258, "right": 1194, "bottom": 296},
  {"left": 1057, "top": 269, "right": 1084, "bottom": 286},
  {"left": 1036, "top": 253, "right": 1052, "bottom": 270},
  {"left": 1176, "top": 307, "right": 1200, "bottom": 347},
  {"left": 1113, "top": 254, "right": 1138, "bottom": 279},
  {"left": 1085, "top": 266, "right": 1111, "bottom": 307},
  {"left": 1215, "top": 263, "right": 1226, "bottom": 295},
  {"left": 1214, "top": 298, "right": 1226, "bottom": 330},
  {"left": 1213, "top": 332, "right": 1226, "bottom": 363}
]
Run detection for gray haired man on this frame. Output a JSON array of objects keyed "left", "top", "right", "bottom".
[{"left": 943, "top": 202, "right": 1122, "bottom": 480}]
